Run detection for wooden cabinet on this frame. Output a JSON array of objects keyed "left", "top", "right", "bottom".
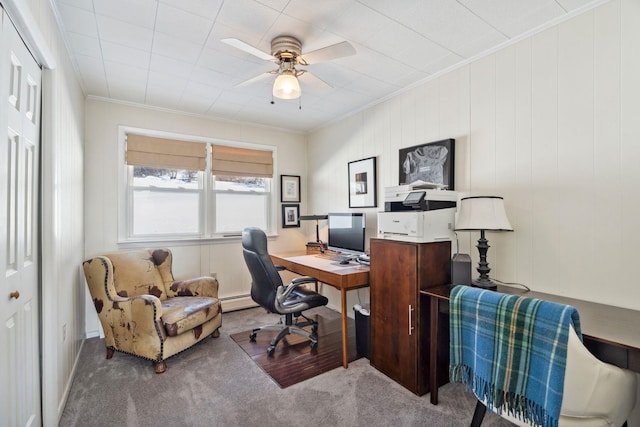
[{"left": 369, "top": 238, "right": 451, "bottom": 395}]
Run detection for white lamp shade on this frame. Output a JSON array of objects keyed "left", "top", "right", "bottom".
[
  {"left": 455, "top": 196, "right": 513, "bottom": 231},
  {"left": 272, "top": 71, "right": 301, "bottom": 99}
]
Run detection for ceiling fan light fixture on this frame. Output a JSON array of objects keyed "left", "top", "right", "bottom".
[{"left": 273, "top": 70, "right": 301, "bottom": 99}]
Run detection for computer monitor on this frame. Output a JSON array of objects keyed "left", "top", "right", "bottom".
[{"left": 327, "top": 213, "right": 366, "bottom": 257}]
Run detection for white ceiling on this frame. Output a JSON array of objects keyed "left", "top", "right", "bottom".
[{"left": 51, "top": 0, "right": 603, "bottom": 133}]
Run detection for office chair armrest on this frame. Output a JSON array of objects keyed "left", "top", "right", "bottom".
[
  {"left": 274, "top": 264, "right": 286, "bottom": 271},
  {"left": 291, "top": 276, "right": 317, "bottom": 286},
  {"left": 276, "top": 276, "right": 319, "bottom": 305}
]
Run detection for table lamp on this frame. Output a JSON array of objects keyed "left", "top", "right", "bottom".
[
  {"left": 299, "top": 214, "right": 328, "bottom": 250},
  {"left": 454, "top": 196, "right": 513, "bottom": 290}
]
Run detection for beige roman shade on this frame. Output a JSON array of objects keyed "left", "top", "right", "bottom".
[
  {"left": 126, "top": 134, "right": 207, "bottom": 170},
  {"left": 211, "top": 145, "right": 273, "bottom": 178}
]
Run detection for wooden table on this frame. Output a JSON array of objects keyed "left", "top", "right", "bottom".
[
  {"left": 270, "top": 252, "right": 370, "bottom": 368},
  {"left": 422, "top": 284, "right": 640, "bottom": 405}
]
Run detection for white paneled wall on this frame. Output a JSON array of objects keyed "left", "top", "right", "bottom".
[
  {"left": 620, "top": 0, "right": 640, "bottom": 302},
  {"left": 83, "top": 100, "right": 311, "bottom": 331},
  {"left": 308, "top": 0, "right": 640, "bottom": 311}
]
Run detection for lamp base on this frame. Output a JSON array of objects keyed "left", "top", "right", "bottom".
[
  {"left": 471, "top": 277, "right": 498, "bottom": 290},
  {"left": 471, "top": 230, "right": 497, "bottom": 290}
]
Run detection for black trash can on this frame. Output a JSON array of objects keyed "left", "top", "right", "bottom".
[{"left": 353, "top": 304, "right": 371, "bottom": 359}]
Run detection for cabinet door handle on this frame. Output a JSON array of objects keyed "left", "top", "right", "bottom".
[{"left": 408, "top": 305, "right": 415, "bottom": 335}]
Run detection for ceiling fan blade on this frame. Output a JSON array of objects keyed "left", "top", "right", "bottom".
[
  {"left": 221, "top": 38, "right": 274, "bottom": 61},
  {"left": 299, "top": 41, "right": 356, "bottom": 65},
  {"left": 235, "top": 71, "right": 275, "bottom": 88},
  {"left": 299, "top": 71, "right": 333, "bottom": 90}
]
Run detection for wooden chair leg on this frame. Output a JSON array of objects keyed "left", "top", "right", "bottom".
[
  {"left": 471, "top": 400, "right": 487, "bottom": 427},
  {"left": 106, "top": 347, "right": 114, "bottom": 359}
]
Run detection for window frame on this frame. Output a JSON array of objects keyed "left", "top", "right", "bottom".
[{"left": 118, "top": 126, "right": 278, "bottom": 245}]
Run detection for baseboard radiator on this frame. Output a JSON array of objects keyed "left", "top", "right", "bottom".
[{"left": 219, "top": 294, "right": 258, "bottom": 312}]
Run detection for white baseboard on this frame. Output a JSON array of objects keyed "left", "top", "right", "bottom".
[
  {"left": 58, "top": 338, "right": 84, "bottom": 423},
  {"left": 221, "top": 295, "right": 258, "bottom": 312}
]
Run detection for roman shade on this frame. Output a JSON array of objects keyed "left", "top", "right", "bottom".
[
  {"left": 126, "top": 134, "right": 207, "bottom": 171},
  {"left": 211, "top": 145, "right": 273, "bottom": 178}
]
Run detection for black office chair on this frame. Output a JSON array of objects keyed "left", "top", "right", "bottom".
[{"left": 241, "top": 227, "right": 329, "bottom": 355}]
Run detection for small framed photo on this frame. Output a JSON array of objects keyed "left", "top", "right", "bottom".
[
  {"left": 280, "top": 175, "right": 301, "bottom": 202},
  {"left": 348, "top": 156, "right": 377, "bottom": 208},
  {"left": 282, "top": 204, "right": 300, "bottom": 228}
]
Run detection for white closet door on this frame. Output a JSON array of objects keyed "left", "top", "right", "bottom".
[{"left": 0, "top": 7, "right": 42, "bottom": 427}]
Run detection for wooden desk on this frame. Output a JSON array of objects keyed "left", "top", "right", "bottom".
[
  {"left": 423, "top": 284, "right": 640, "bottom": 405},
  {"left": 270, "top": 252, "right": 370, "bottom": 368}
]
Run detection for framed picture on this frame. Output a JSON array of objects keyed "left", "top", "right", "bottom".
[
  {"left": 398, "top": 138, "right": 455, "bottom": 189},
  {"left": 282, "top": 204, "right": 300, "bottom": 228},
  {"left": 348, "top": 156, "right": 377, "bottom": 208},
  {"left": 280, "top": 175, "right": 300, "bottom": 202}
]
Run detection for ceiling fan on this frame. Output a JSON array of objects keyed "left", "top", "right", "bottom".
[{"left": 221, "top": 35, "right": 356, "bottom": 101}]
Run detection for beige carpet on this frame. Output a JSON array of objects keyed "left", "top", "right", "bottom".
[{"left": 59, "top": 306, "right": 512, "bottom": 427}]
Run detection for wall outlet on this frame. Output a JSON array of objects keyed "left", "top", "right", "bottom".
[{"left": 62, "top": 323, "right": 67, "bottom": 342}]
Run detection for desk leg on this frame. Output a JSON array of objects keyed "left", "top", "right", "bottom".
[
  {"left": 341, "top": 288, "right": 349, "bottom": 368},
  {"left": 430, "top": 296, "right": 439, "bottom": 405}
]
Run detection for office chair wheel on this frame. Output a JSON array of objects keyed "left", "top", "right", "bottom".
[
  {"left": 309, "top": 341, "right": 318, "bottom": 350},
  {"left": 267, "top": 345, "right": 276, "bottom": 356},
  {"left": 249, "top": 332, "right": 257, "bottom": 342}
]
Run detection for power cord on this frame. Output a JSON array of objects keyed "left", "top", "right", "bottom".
[{"left": 492, "top": 278, "right": 530, "bottom": 292}]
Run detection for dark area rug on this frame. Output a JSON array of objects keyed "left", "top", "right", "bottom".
[{"left": 231, "top": 313, "right": 359, "bottom": 387}]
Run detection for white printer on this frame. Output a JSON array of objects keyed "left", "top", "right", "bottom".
[
  {"left": 378, "top": 186, "right": 457, "bottom": 243},
  {"left": 384, "top": 183, "right": 456, "bottom": 212}
]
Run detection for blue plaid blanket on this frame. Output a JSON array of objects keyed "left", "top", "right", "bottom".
[{"left": 449, "top": 285, "right": 581, "bottom": 427}]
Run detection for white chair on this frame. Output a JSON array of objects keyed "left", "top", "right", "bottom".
[{"left": 472, "top": 324, "right": 637, "bottom": 427}]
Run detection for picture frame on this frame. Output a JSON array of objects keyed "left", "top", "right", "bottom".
[
  {"left": 281, "top": 204, "right": 300, "bottom": 228},
  {"left": 398, "top": 138, "right": 455, "bottom": 189},
  {"left": 348, "top": 156, "right": 377, "bottom": 208},
  {"left": 280, "top": 174, "right": 300, "bottom": 202}
]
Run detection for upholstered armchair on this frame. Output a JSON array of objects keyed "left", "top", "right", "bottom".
[{"left": 83, "top": 248, "right": 222, "bottom": 373}]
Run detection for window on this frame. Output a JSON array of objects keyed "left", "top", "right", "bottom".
[
  {"left": 131, "top": 166, "right": 202, "bottom": 236},
  {"left": 214, "top": 176, "right": 269, "bottom": 233},
  {"left": 120, "top": 129, "right": 275, "bottom": 241}
]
